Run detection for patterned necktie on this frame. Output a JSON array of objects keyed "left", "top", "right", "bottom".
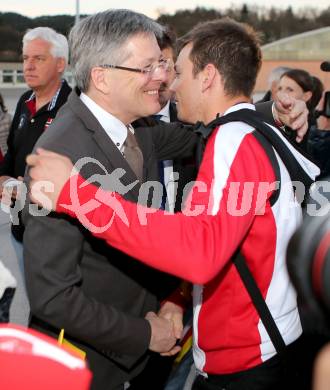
[
  {"left": 153, "top": 114, "right": 163, "bottom": 122},
  {"left": 123, "top": 128, "right": 144, "bottom": 182}
]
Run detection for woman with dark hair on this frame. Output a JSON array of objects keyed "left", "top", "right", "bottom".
[
  {"left": 0, "top": 93, "right": 11, "bottom": 160},
  {"left": 277, "top": 69, "right": 322, "bottom": 151},
  {"left": 278, "top": 69, "right": 317, "bottom": 110}
]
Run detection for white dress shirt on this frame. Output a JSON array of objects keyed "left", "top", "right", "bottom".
[
  {"left": 80, "top": 92, "right": 128, "bottom": 152},
  {"left": 156, "top": 101, "right": 175, "bottom": 213}
]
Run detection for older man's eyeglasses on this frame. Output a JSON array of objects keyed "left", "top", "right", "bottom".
[{"left": 99, "top": 58, "right": 171, "bottom": 78}]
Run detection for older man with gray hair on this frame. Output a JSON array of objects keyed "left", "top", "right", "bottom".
[
  {"left": 0, "top": 27, "right": 70, "bottom": 230},
  {"left": 259, "top": 66, "right": 291, "bottom": 102},
  {"left": 22, "top": 9, "right": 191, "bottom": 390},
  {"left": 0, "top": 26, "right": 71, "bottom": 326}
]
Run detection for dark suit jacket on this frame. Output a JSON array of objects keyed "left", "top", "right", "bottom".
[
  {"left": 22, "top": 90, "right": 197, "bottom": 390},
  {"left": 168, "top": 103, "right": 198, "bottom": 212},
  {"left": 134, "top": 102, "right": 198, "bottom": 213}
]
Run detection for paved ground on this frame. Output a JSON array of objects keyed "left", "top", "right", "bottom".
[{"left": 0, "top": 208, "right": 29, "bottom": 325}]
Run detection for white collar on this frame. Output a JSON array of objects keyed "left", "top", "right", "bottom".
[
  {"left": 80, "top": 92, "right": 127, "bottom": 150},
  {"left": 156, "top": 100, "right": 171, "bottom": 122},
  {"left": 223, "top": 102, "right": 255, "bottom": 116}
]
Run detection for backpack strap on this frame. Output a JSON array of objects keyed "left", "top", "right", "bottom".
[
  {"left": 193, "top": 120, "right": 213, "bottom": 168},
  {"left": 205, "top": 109, "right": 313, "bottom": 190},
  {"left": 232, "top": 249, "right": 287, "bottom": 354}
]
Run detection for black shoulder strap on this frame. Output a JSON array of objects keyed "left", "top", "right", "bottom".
[
  {"left": 233, "top": 250, "right": 286, "bottom": 354},
  {"left": 206, "top": 109, "right": 313, "bottom": 190}
]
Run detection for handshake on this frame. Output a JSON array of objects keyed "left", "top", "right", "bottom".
[{"left": 146, "top": 301, "right": 184, "bottom": 356}]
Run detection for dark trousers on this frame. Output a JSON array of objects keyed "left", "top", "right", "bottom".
[{"left": 192, "top": 337, "right": 309, "bottom": 390}]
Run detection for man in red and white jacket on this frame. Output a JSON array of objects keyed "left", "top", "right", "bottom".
[{"left": 27, "top": 19, "right": 319, "bottom": 390}]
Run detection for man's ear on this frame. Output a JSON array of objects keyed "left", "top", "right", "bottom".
[
  {"left": 56, "top": 57, "right": 66, "bottom": 75},
  {"left": 201, "top": 63, "right": 216, "bottom": 92},
  {"left": 90, "top": 67, "right": 110, "bottom": 94}
]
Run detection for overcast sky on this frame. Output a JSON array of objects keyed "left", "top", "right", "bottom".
[{"left": 1, "top": 0, "right": 329, "bottom": 18}]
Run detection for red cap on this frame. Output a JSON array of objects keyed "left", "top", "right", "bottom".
[{"left": 0, "top": 324, "right": 92, "bottom": 390}]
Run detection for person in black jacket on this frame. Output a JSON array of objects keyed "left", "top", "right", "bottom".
[
  {"left": 0, "top": 27, "right": 71, "bottom": 326},
  {"left": 0, "top": 27, "right": 71, "bottom": 242}
]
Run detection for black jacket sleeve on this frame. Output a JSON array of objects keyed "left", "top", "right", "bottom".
[
  {"left": 149, "top": 121, "right": 198, "bottom": 160},
  {"left": 255, "top": 101, "right": 277, "bottom": 127}
]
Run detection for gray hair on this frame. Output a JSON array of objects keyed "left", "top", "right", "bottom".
[
  {"left": 23, "top": 27, "right": 69, "bottom": 64},
  {"left": 69, "top": 9, "right": 164, "bottom": 92},
  {"left": 268, "top": 66, "right": 291, "bottom": 87}
]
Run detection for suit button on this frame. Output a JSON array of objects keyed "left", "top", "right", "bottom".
[{"left": 31, "top": 118, "right": 35, "bottom": 123}]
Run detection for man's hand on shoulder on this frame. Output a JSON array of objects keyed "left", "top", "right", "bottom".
[{"left": 274, "top": 92, "right": 308, "bottom": 143}]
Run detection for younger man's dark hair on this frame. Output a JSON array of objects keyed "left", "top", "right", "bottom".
[
  {"left": 157, "top": 25, "right": 177, "bottom": 59},
  {"left": 178, "top": 18, "right": 262, "bottom": 98}
]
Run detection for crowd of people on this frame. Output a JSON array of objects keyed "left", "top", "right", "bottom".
[{"left": 0, "top": 8, "right": 330, "bottom": 390}]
